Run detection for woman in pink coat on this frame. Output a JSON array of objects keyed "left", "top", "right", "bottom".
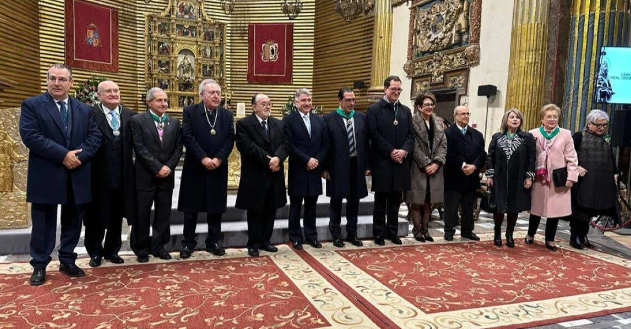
[{"left": 525, "top": 104, "right": 579, "bottom": 251}]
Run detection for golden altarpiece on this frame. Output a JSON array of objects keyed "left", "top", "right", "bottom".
[{"left": 145, "top": 0, "right": 228, "bottom": 114}]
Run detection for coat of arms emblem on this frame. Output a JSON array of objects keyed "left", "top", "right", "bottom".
[
  {"left": 85, "top": 23, "right": 101, "bottom": 47},
  {"left": 260, "top": 40, "right": 279, "bottom": 62}
]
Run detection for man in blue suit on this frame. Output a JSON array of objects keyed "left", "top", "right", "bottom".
[
  {"left": 283, "top": 88, "right": 329, "bottom": 250},
  {"left": 19, "top": 64, "right": 101, "bottom": 285}
]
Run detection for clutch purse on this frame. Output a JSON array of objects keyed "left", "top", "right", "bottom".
[
  {"left": 552, "top": 167, "right": 568, "bottom": 187},
  {"left": 480, "top": 190, "right": 496, "bottom": 213}
]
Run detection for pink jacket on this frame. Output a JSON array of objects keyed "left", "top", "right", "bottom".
[{"left": 529, "top": 127, "right": 579, "bottom": 218}]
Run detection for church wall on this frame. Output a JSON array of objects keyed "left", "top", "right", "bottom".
[{"left": 0, "top": 0, "right": 40, "bottom": 108}]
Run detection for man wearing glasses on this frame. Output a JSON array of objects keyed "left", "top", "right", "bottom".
[
  {"left": 235, "top": 94, "right": 289, "bottom": 257},
  {"left": 177, "top": 79, "right": 234, "bottom": 259},
  {"left": 366, "top": 75, "right": 415, "bottom": 245},
  {"left": 443, "top": 106, "right": 486, "bottom": 241},
  {"left": 20, "top": 64, "right": 101, "bottom": 285}
]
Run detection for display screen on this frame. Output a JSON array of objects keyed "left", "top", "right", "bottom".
[{"left": 594, "top": 47, "right": 631, "bottom": 105}]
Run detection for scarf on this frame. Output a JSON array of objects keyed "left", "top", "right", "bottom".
[
  {"left": 534, "top": 127, "right": 559, "bottom": 185},
  {"left": 336, "top": 108, "right": 354, "bottom": 119}
]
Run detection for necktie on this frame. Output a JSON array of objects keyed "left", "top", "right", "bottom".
[
  {"left": 110, "top": 111, "right": 120, "bottom": 131},
  {"left": 261, "top": 120, "right": 269, "bottom": 137},
  {"left": 303, "top": 114, "right": 311, "bottom": 137},
  {"left": 462, "top": 127, "right": 466, "bottom": 135},
  {"left": 58, "top": 101, "right": 68, "bottom": 129},
  {"left": 347, "top": 119, "right": 355, "bottom": 155}
]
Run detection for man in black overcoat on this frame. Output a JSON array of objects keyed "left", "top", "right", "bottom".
[
  {"left": 130, "top": 87, "right": 183, "bottom": 263},
  {"left": 323, "top": 88, "right": 370, "bottom": 248},
  {"left": 283, "top": 88, "right": 329, "bottom": 250},
  {"left": 84, "top": 80, "right": 136, "bottom": 267},
  {"left": 177, "top": 79, "right": 234, "bottom": 258},
  {"left": 443, "top": 105, "right": 486, "bottom": 241},
  {"left": 235, "top": 94, "right": 289, "bottom": 257},
  {"left": 366, "top": 75, "right": 414, "bottom": 245}
]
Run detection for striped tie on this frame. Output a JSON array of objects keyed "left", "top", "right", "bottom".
[{"left": 347, "top": 119, "right": 355, "bottom": 154}]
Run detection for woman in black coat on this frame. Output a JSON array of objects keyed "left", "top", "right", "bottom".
[{"left": 486, "top": 108, "right": 535, "bottom": 247}]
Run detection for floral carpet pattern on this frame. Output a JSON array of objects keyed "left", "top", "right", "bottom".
[
  {"left": 304, "top": 233, "right": 631, "bottom": 329},
  {"left": 0, "top": 246, "right": 379, "bottom": 329}
]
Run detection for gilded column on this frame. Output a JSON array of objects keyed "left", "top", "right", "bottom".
[
  {"left": 505, "top": 0, "right": 550, "bottom": 130},
  {"left": 563, "top": 0, "right": 631, "bottom": 131},
  {"left": 367, "top": 0, "right": 393, "bottom": 96}
]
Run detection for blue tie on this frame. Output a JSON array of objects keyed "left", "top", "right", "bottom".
[
  {"left": 110, "top": 111, "right": 120, "bottom": 131},
  {"left": 462, "top": 127, "right": 466, "bottom": 135},
  {"left": 58, "top": 101, "right": 68, "bottom": 129}
]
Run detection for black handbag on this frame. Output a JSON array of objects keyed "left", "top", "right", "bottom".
[
  {"left": 480, "top": 190, "right": 496, "bottom": 213},
  {"left": 552, "top": 167, "right": 568, "bottom": 187}
]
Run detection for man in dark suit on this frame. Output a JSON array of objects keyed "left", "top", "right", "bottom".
[
  {"left": 367, "top": 75, "right": 415, "bottom": 245},
  {"left": 235, "top": 94, "right": 289, "bottom": 257},
  {"left": 178, "top": 79, "right": 234, "bottom": 259},
  {"left": 323, "top": 88, "right": 370, "bottom": 248},
  {"left": 130, "top": 87, "right": 183, "bottom": 262},
  {"left": 443, "top": 105, "right": 486, "bottom": 241},
  {"left": 283, "top": 88, "right": 329, "bottom": 250},
  {"left": 84, "top": 80, "right": 136, "bottom": 267},
  {"left": 19, "top": 64, "right": 101, "bottom": 285}
]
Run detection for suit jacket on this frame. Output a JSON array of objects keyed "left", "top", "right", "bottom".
[
  {"left": 366, "top": 99, "right": 415, "bottom": 192},
  {"left": 444, "top": 124, "right": 486, "bottom": 192},
  {"left": 130, "top": 111, "right": 183, "bottom": 191},
  {"left": 235, "top": 113, "right": 289, "bottom": 212},
  {"left": 283, "top": 110, "right": 329, "bottom": 197},
  {"left": 178, "top": 103, "right": 234, "bottom": 213},
  {"left": 323, "top": 111, "right": 369, "bottom": 200},
  {"left": 85, "top": 105, "right": 137, "bottom": 227},
  {"left": 19, "top": 92, "right": 101, "bottom": 205}
]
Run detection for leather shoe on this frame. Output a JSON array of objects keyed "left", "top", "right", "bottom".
[
  {"left": 579, "top": 235, "right": 593, "bottom": 248},
  {"left": 248, "top": 248, "right": 259, "bottom": 257},
  {"left": 374, "top": 237, "right": 385, "bottom": 246},
  {"left": 389, "top": 236, "right": 403, "bottom": 245},
  {"left": 414, "top": 234, "right": 426, "bottom": 242},
  {"left": 89, "top": 256, "right": 102, "bottom": 268},
  {"left": 104, "top": 254, "right": 124, "bottom": 264},
  {"left": 59, "top": 263, "right": 85, "bottom": 277},
  {"left": 306, "top": 239, "right": 322, "bottom": 248},
  {"left": 424, "top": 234, "right": 434, "bottom": 242},
  {"left": 29, "top": 268, "right": 46, "bottom": 286},
  {"left": 506, "top": 233, "right": 515, "bottom": 248},
  {"left": 493, "top": 233, "right": 502, "bottom": 247},
  {"left": 206, "top": 243, "right": 226, "bottom": 256},
  {"left": 444, "top": 235, "right": 454, "bottom": 241},
  {"left": 524, "top": 235, "right": 534, "bottom": 244},
  {"left": 462, "top": 232, "right": 480, "bottom": 241},
  {"left": 346, "top": 236, "right": 363, "bottom": 247},
  {"left": 153, "top": 250, "right": 172, "bottom": 260},
  {"left": 261, "top": 244, "right": 278, "bottom": 252},
  {"left": 545, "top": 243, "right": 558, "bottom": 251},
  {"left": 137, "top": 255, "right": 149, "bottom": 263},
  {"left": 291, "top": 240, "right": 303, "bottom": 250},
  {"left": 570, "top": 235, "right": 584, "bottom": 250},
  {"left": 332, "top": 237, "right": 345, "bottom": 248},
  {"left": 180, "top": 246, "right": 193, "bottom": 259}
]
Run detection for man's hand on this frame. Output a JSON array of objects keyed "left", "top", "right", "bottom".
[
  {"left": 425, "top": 163, "right": 439, "bottom": 175},
  {"left": 306, "top": 158, "right": 319, "bottom": 170},
  {"left": 156, "top": 165, "right": 171, "bottom": 178},
  {"left": 391, "top": 149, "right": 406, "bottom": 163},
  {"left": 269, "top": 156, "right": 280, "bottom": 172},
  {"left": 201, "top": 157, "right": 213, "bottom": 170},
  {"left": 63, "top": 149, "right": 82, "bottom": 170},
  {"left": 462, "top": 164, "right": 477, "bottom": 176},
  {"left": 365, "top": 170, "right": 371, "bottom": 176},
  {"left": 322, "top": 170, "right": 330, "bottom": 180},
  {"left": 207, "top": 158, "right": 221, "bottom": 170}
]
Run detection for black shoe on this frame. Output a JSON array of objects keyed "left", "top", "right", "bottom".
[
  {"left": 374, "top": 237, "right": 385, "bottom": 246},
  {"left": 461, "top": 232, "right": 480, "bottom": 241},
  {"left": 389, "top": 236, "right": 403, "bottom": 245},
  {"left": 506, "top": 233, "right": 515, "bottom": 248},
  {"left": 89, "top": 256, "right": 102, "bottom": 268},
  {"left": 524, "top": 235, "right": 534, "bottom": 244},
  {"left": 346, "top": 236, "right": 363, "bottom": 247},
  {"left": 291, "top": 240, "right": 303, "bottom": 250},
  {"left": 545, "top": 243, "right": 558, "bottom": 251},
  {"left": 332, "top": 237, "right": 345, "bottom": 248},
  {"left": 137, "top": 255, "right": 150, "bottom": 263},
  {"left": 248, "top": 248, "right": 259, "bottom": 257},
  {"left": 104, "top": 254, "right": 124, "bottom": 264},
  {"left": 570, "top": 235, "right": 584, "bottom": 250},
  {"left": 206, "top": 243, "right": 226, "bottom": 256},
  {"left": 180, "top": 246, "right": 193, "bottom": 259},
  {"left": 424, "top": 234, "right": 434, "bottom": 242},
  {"left": 444, "top": 234, "right": 454, "bottom": 241},
  {"left": 29, "top": 268, "right": 46, "bottom": 286},
  {"left": 59, "top": 263, "right": 85, "bottom": 277},
  {"left": 153, "top": 250, "right": 172, "bottom": 260},
  {"left": 579, "top": 235, "right": 593, "bottom": 248},
  {"left": 261, "top": 244, "right": 278, "bottom": 252},
  {"left": 305, "top": 239, "right": 322, "bottom": 248},
  {"left": 414, "top": 234, "right": 425, "bottom": 242},
  {"left": 494, "top": 233, "right": 502, "bottom": 247}
]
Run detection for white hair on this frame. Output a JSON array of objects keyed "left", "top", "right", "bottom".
[
  {"left": 453, "top": 105, "right": 468, "bottom": 116},
  {"left": 198, "top": 79, "right": 220, "bottom": 96},
  {"left": 585, "top": 109, "right": 610, "bottom": 127},
  {"left": 146, "top": 87, "right": 165, "bottom": 101},
  {"left": 294, "top": 88, "right": 311, "bottom": 100}
]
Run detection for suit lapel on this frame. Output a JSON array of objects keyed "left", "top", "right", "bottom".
[
  {"left": 296, "top": 111, "right": 311, "bottom": 139},
  {"left": 144, "top": 113, "right": 162, "bottom": 145},
  {"left": 95, "top": 108, "right": 112, "bottom": 141},
  {"left": 120, "top": 107, "right": 132, "bottom": 137},
  {"left": 161, "top": 117, "right": 175, "bottom": 148},
  {"left": 43, "top": 95, "right": 66, "bottom": 135},
  {"left": 252, "top": 114, "right": 270, "bottom": 142}
]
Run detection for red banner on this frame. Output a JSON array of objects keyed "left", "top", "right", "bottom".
[
  {"left": 65, "top": 0, "right": 118, "bottom": 72},
  {"left": 247, "top": 23, "right": 293, "bottom": 83}
]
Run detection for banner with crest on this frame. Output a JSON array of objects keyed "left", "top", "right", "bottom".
[
  {"left": 65, "top": 0, "right": 119, "bottom": 72},
  {"left": 247, "top": 23, "right": 293, "bottom": 83}
]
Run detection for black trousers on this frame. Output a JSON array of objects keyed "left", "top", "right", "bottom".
[
  {"left": 30, "top": 178, "right": 83, "bottom": 269},
  {"left": 329, "top": 157, "right": 360, "bottom": 239},
  {"left": 288, "top": 195, "right": 318, "bottom": 243},
  {"left": 373, "top": 191, "right": 402, "bottom": 238},
  {"left": 131, "top": 188, "right": 172, "bottom": 257},
  {"left": 443, "top": 189, "right": 476, "bottom": 237},
  {"left": 527, "top": 214, "right": 560, "bottom": 242},
  {"left": 84, "top": 187, "right": 123, "bottom": 258},
  {"left": 182, "top": 212, "right": 222, "bottom": 249},
  {"left": 246, "top": 186, "right": 276, "bottom": 249}
]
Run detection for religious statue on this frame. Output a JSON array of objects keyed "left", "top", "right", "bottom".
[
  {"left": 177, "top": 54, "right": 195, "bottom": 82},
  {"left": 0, "top": 130, "right": 26, "bottom": 192}
]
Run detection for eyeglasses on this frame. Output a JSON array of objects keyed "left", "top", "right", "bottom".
[
  {"left": 205, "top": 90, "right": 221, "bottom": 96},
  {"left": 422, "top": 103, "right": 435, "bottom": 107},
  {"left": 388, "top": 87, "right": 402, "bottom": 92},
  {"left": 258, "top": 102, "right": 273, "bottom": 108},
  {"left": 590, "top": 123, "right": 608, "bottom": 129}
]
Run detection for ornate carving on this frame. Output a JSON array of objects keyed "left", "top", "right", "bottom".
[
  {"left": 469, "top": 0, "right": 482, "bottom": 45},
  {"left": 410, "top": 0, "right": 466, "bottom": 56},
  {"left": 0, "top": 108, "right": 29, "bottom": 229},
  {"left": 334, "top": 0, "right": 375, "bottom": 22},
  {"left": 404, "top": 50, "right": 470, "bottom": 83}
]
